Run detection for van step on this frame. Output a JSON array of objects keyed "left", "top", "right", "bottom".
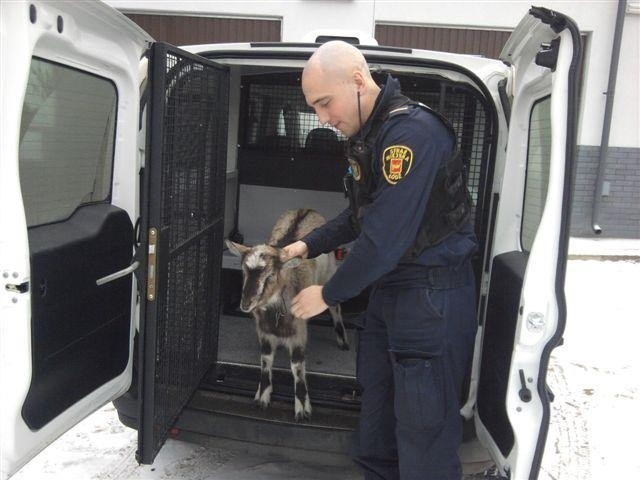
[
  {"left": 188, "top": 390, "right": 358, "bottom": 429},
  {"left": 202, "top": 362, "right": 361, "bottom": 409},
  {"left": 176, "top": 390, "right": 358, "bottom": 454}
]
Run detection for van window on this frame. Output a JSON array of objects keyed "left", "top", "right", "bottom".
[
  {"left": 244, "top": 82, "right": 345, "bottom": 152},
  {"left": 238, "top": 72, "right": 492, "bottom": 204},
  {"left": 239, "top": 74, "right": 347, "bottom": 192},
  {"left": 521, "top": 96, "right": 551, "bottom": 251},
  {"left": 19, "top": 58, "right": 117, "bottom": 227}
]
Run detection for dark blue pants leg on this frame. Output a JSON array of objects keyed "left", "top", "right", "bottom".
[
  {"left": 352, "top": 286, "right": 399, "bottom": 480},
  {"left": 352, "top": 265, "right": 476, "bottom": 480}
]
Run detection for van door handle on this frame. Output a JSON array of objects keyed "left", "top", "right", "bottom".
[
  {"left": 96, "top": 261, "right": 140, "bottom": 286},
  {"left": 5, "top": 281, "right": 29, "bottom": 294}
]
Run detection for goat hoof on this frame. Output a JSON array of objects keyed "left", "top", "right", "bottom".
[{"left": 294, "top": 410, "right": 311, "bottom": 422}]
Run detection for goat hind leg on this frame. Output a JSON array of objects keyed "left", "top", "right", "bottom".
[
  {"left": 290, "top": 345, "right": 311, "bottom": 421},
  {"left": 329, "top": 304, "right": 349, "bottom": 350}
]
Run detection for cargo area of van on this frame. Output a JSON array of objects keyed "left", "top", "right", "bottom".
[{"left": 114, "top": 50, "right": 497, "bottom": 467}]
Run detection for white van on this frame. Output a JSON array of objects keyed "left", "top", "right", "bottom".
[{"left": 0, "top": 1, "right": 582, "bottom": 479}]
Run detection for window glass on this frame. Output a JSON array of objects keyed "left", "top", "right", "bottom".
[
  {"left": 521, "top": 96, "right": 551, "bottom": 251},
  {"left": 19, "top": 58, "right": 117, "bottom": 227}
]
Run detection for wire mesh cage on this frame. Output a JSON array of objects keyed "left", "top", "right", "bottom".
[{"left": 238, "top": 72, "right": 492, "bottom": 218}]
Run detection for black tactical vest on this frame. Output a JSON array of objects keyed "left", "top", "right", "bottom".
[{"left": 343, "top": 93, "right": 472, "bottom": 262}]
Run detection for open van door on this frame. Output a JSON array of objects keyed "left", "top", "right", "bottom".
[
  {"left": 0, "top": 1, "right": 150, "bottom": 478},
  {"left": 0, "top": 2, "right": 229, "bottom": 477},
  {"left": 474, "top": 7, "right": 582, "bottom": 479}
]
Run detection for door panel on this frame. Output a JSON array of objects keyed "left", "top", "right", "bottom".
[
  {"left": 22, "top": 205, "right": 133, "bottom": 429},
  {"left": 137, "top": 43, "right": 229, "bottom": 464},
  {"left": 0, "top": 2, "right": 149, "bottom": 477},
  {"left": 477, "top": 251, "right": 528, "bottom": 457},
  {"left": 474, "top": 7, "right": 582, "bottom": 480}
]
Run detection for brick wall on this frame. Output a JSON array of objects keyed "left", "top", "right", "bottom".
[{"left": 571, "top": 146, "right": 640, "bottom": 238}]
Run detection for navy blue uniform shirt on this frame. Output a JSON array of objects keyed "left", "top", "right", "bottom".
[{"left": 303, "top": 77, "right": 478, "bottom": 306}]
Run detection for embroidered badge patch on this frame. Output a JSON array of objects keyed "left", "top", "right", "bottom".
[{"left": 382, "top": 145, "right": 413, "bottom": 184}]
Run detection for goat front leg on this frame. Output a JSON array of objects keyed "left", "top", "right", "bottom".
[
  {"left": 290, "top": 345, "right": 312, "bottom": 421},
  {"left": 255, "top": 335, "right": 275, "bottom": 410},
  {"left": 329, "top": 304, "right": 349, "bottom": 350}
]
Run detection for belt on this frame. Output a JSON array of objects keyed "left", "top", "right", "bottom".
[{"left": 376, "top": 262, "right": 472, "bottom": 289}]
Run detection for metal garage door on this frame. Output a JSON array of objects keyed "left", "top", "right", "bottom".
[
  {"left": 125, "top": 13, "right": 281, "bottom": 45},
  {"left": 375, "top": 24, "right": 512, "bottom": 59}
]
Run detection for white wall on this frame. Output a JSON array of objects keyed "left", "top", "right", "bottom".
[
  {"left": 609, "top": 9, "right": 639, "bottom": 148},
  {"left": 106, "top": 0, "right": 639, "bottom": 149}
]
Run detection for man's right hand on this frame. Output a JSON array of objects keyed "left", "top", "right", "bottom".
[{"left": 282, "top": 240, "right": 309, "bottom": 260}]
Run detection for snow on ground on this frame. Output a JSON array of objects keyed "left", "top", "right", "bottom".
[
  {"left": 539, "top": 258, "right": 640, "bottom": 480},
  {"left": 11, "top": 258, "right": 640, "bottom": 480}
]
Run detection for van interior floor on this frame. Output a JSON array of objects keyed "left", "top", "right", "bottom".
[
  {"left": 197, "top": 313, "right": 361, "bottom": 416},
  {"left": 215, "top": 313, "right": 358, "bottom": 376}
]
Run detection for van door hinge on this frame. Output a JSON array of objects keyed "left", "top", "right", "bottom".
[
  {"left": 480, "top": 275, "right": 490, "bottom": 296},
  {"left": 535, "top": 37, "right": 560, "bottom": 71},
  {"left": 146, "top": 228, "right": 158, "bottom": 301}
]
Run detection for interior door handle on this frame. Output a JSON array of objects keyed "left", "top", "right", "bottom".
[{"left": 96, "top": 261, "right": 140, "bottom": 286}]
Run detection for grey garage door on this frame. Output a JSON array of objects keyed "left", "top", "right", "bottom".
[
  {"left": 375, "top": 24, "right": 512, "bottom": 59},
  {"left": 125, "top": 13, "right": 281, "bottom": 45}
]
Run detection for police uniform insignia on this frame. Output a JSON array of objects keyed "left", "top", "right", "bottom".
[
  {"left": 382, "top": 145, "right": 413, "bottom": 184},
  {"left": 348, "top": 158, "right": 362, "bottom": 181}
]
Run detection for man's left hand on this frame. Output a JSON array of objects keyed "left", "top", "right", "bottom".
[{"left": 291, "top": 285, "right": 328, "bottom": 320}]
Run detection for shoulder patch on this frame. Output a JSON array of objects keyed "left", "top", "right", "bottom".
[{"left": 382, "top": 145, "right": 413, "bottom": 185}]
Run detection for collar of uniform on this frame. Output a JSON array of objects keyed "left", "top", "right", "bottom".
[{"left": 354, "top": 74, "right": 402, "bottom": 140}]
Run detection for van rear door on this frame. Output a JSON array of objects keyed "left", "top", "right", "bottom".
[
  {"left": 474, "top": 7, "right": 582, "bottom": 479},
  {"left": 0, "top": 2, "right": 229, "bottom": 476},
  {"left": 0, "top": 1, "right": 150, "bottom": 478}
]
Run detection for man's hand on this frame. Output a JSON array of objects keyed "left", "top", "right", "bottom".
[
  {"left": 291, "top": 285, "right": 328, "bottom": 320},
  {"left": 282, "top": 240, "right": 309, "bottom": 260}
]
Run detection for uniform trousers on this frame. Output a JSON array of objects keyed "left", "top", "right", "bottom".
[{"left": 351, "top": 262, "right": 477, "bottom": 480}]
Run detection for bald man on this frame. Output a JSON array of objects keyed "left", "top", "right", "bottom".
[{"left": 286, "top": 41, "right": 478, "bottom": 480}]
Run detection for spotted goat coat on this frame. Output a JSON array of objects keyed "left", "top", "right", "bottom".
[{"left": 225, "top": 209, "right": 348, "bottom": 421}]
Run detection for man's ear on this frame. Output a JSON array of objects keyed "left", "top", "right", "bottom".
[
  {"left": 353, "top": 69, "right": 365, "bottom": 92},
  {"left": 226, "top": 239, "right": 250, "bottom": 257}
]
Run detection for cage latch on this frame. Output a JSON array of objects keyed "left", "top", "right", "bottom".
[{"left": 147, "top": 227, "right": 158, "bottom": 301}]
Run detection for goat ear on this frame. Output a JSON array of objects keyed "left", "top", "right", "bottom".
[
  {"left": 278, "top": 248, "right": 302, "bottom": 269},
  {"left": 226, "top": 239, "right": 250, "bottom": 257},
  {"left": 281, "top": 257, "right": 302, "bottom": 270}
]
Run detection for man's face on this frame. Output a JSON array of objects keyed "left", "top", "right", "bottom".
[{"left": 302, "top": 69, "right": 360, "bottom": 138}]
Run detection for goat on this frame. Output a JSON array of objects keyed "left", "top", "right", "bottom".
[{"left": 225, "top": 208, "right": 349, "bottom": 421}]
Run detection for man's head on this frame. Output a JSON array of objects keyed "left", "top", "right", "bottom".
[{"left": 302, "top": 40, "right": 380, "bottom": 138}]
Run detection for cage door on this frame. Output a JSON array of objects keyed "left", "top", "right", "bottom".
[{"left": 137, "top": 42, "right": 229, "bottom": 464}]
